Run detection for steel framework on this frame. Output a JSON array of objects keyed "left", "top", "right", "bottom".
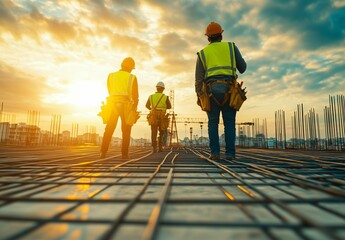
[{"left": 0, "top": 146, "right": 344, "bottom": 239}]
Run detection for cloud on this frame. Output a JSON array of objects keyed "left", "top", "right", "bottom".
[
  {"left": 85, "top": 0, "right": 146, "bottom": 30},
  {"left": 0, "top": 0, "right": 149, "bottom": 47},
  {"left": 0, "top": 61, "right": 53, "bottom": 113},
  {"left": 0, "top": 0, "right": 21, "bottom": 39},
  {"left": 0, "top": 0, "right": 344, "bottom": 135},
  {"left": 108, "top": 31, "right": 152, "bottom": 60},
  {"left": 258, "top": 0, "right": 345, "bottom": 49},
  {"left": 155, "top": 32, "right": 193, "bottom": 75}
]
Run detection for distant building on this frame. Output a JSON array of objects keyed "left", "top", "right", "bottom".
[
  {"left": 61, "top": 131, "right": 71, "bottom": 145},
  {"left": 0, "top": 122, "right": 10, "bottom": 143},
  {"left": 6, "top": 123, "right": 40, "bottom": 146},
  {"left": 132, "top": 138, "right": 149, "bottom": 147},
  {"left": 113, "top": 137, "right": 122, "bottom": 146},
  {"left": 39, "top": 130, "right": 51, "bottom": 145}
]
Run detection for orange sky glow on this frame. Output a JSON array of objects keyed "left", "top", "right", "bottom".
[{"left": 0, "top": 0, "right": 344, "bottom": 139}]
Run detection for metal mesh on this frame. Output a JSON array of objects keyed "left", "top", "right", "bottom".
[{"left": 0, "top": 146, "right": 344, "bottom": 240}]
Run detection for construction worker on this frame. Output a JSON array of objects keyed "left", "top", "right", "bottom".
[
  {"left": 195, "top": 22, "right": 247, "bottom": 160},
  {"left": 145, "top": 81, "right": 172, "bottom": 153},
  {"left": 100, "top": 57, "right": 139, "bottom": 159}
]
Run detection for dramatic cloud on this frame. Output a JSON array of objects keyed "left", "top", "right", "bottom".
[
  {"left": 259, "top": 0, "right": 345, "bottom": 49},
  {"left": 0, "top": 0, "right": 344, "bottom": 137},
  {"left": 155, "top": 32, "right": 193, "bottom": 75},
  {"left": 0, "top": 61, "right": 55, "bottom": 113}
]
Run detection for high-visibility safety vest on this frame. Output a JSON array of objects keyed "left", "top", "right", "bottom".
[
  {"left": 197, "top": 42, "right": 237, "bottom": 79},
  {"left": 107, "top": 70, "right": 135, "bottom": 96},
  {"left": 150, "top": 93, "right": 168, "bottom": 111}
]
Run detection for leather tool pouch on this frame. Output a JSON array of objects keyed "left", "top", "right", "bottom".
[
  {"left": 229, "top": 80, "right": 247, "bottom": 111},
  {"left": 198, "top": 82, "right": 211, "bottom": 112}
]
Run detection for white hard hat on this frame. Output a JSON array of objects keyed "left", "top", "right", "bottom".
[{"left": 156, "top": 81, "right": 165, "bottom": 88}]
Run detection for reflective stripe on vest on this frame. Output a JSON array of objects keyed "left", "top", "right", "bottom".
[
  {"left": 150, "top": 93, "right": 168, "bottom": 111},
  {"left": 198, "top": 42, "right": 237, "bottom": 79},
  {"left": 108, "top": 71, "right": 134, "bottom": 96}
]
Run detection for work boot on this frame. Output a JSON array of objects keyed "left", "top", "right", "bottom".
[
  {"left": 158, "top": 145, "right": 163, "bottom": 152},
  {"left": 100, "top": 152, "right": 106, "bottom": 159},
  {"left": 122, "top": 154, "right": 129, "bottom": 160},
  {"left": 152, "top": 147, "right": 157, "bottom": 153},
  {"left": 209, "top": 154, "right": 220, "bottom": 160},
  {"left": 226, "top": 156, "right": 235, "bottom": 160}
]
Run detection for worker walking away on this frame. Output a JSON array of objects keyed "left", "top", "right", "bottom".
[
  {"left": 146, "top": 81, "right": 172, "bottom": 153},
  {"left": 100, "top": 57, "right": 139, "bottom": 159},
  {"left": 195, "top": 22, "right": 247, "bottom": 160}
]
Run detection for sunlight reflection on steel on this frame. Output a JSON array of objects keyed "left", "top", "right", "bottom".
[
  {"left": 66, "top": 173, "right": 101, "bottom": 199},
  {"left": 222, "top": 190, "right": 235, "bottom": 201},
  {"left": 80, "top": 204, "right": 90, "bottom": 221},
  {"left": 237, "top": 185, "right": 255, "bottom": 198}
]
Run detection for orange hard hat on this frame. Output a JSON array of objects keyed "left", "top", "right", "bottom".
[
  {"left": 121, "top": 57, "right": 135, "bottom": 69},
  {"left": 205, "top": 22, "right": 224, "bottom": 37}
]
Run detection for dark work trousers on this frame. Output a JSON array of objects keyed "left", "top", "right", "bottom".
[
  {"left": 207, "top": 94, "right": 237, "bottom": 157},
  {"left": 151, "top": 122, "right": 165, "bottom": 151},
  {"left": 101, "top": 102, "right": 132, "bottom": 156}
]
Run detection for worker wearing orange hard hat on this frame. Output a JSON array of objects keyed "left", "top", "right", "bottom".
[
  {"left": 195, "top": 21, "right": 247, "bottom": 161},
  {"left": 100, "top": 57, "right": 139, "bottom": 159},
  {"left": 204, "top": 21, "right": 224, "bottom": 37}
]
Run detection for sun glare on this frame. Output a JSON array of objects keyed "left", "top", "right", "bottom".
[
  {"left": 66, "top": 81, "right": 106, "bottom": 108},
  {"left": 43, "top": 80, "right": 107, "bottom": 109}
]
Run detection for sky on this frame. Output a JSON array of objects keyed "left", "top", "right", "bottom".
[{"left": 0, "top": 0, "right": 344, "bottom": 139}]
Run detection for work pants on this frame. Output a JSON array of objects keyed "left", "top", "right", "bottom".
[
  {"left": 101, "top": 102, "right": 132, "bottom": 156},
  {"left": 151, "top": 122, "right": 165, "bottom": 151},
  {"left": 207, "top": 95, "right": 236, "bottom": 157}
]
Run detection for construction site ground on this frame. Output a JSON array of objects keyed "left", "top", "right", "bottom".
[{"left": 0, "top": 145, "right": 344, "bottom": 240}]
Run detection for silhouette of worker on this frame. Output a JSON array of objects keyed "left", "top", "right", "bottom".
[
  {"left": 145, "top": 81, "right": 171, "bottom": 153},
  {"left": 100, "top": 57, "right": 139, "bottom": 159}
]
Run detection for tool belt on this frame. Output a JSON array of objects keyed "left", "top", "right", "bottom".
[
  {"left": 147, "top": 110, "right": 170, "bottom": 129},
  {"left": 98, "top": 96, "right": 140, "bottom": 125},
  {"left": 197, "top": 82, "right": 211, "bottom": 111},
  {"left": 198, "top": 79, "right": 247, "bottom": 111},
  {"left": 124, "top": 102, "right": 140, "bottom": 126},
  {"left": 229, "top": 79, "right": 247, "bottom": 111},
  {"left": 97, "top": 96, "right": 115, "bottom": 124}
]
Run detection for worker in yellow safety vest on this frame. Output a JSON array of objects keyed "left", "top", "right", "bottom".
[
  {"left": 195, "top": 22, "right": 247, "bottom": 161},
  {"left": 145, "top": 81, "right": 172, "bottom": 153},
  {"left": 100, "top": 57, "right": 139, "bottom": 159}
]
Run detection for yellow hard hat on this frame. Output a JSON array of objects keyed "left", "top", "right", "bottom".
[
  {"left": 205, "top": 22, "right": 224, "bottom": 37},
  {"left": 121, "top": 57, "right": 135, "bottom": 69}
]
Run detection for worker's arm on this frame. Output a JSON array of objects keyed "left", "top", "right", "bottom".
[
  {"left": 166, "top": 96, "right": 172, "bottom": 109},
  {"left": 145, "top": 96, "right": 151, "bottom": 110},
  {"left": 107, "top": 73, "right": 112, "bottom": 95},
  {"left": 132, "top": 76, "right": 139, "bottom": 109},
  {"left": 195, "top": 55, "right": 205, "bottom": 95},
  {"left": 234, "top": 44, "right": 247, "bottom": 74}
]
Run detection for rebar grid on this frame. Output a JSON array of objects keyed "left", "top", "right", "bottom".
[{"left": 0, "top": 146, "right": 344, "bottom": 240}]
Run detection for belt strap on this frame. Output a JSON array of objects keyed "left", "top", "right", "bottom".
[
  {"left": 207, "top": 80, "right": 232, "bottom": 106},
  {"left": 210, "top": 93, "right": 229, "bottom": 106},
  {"left": 206, "top": 79, "right": 232, "bottom": 87}
]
